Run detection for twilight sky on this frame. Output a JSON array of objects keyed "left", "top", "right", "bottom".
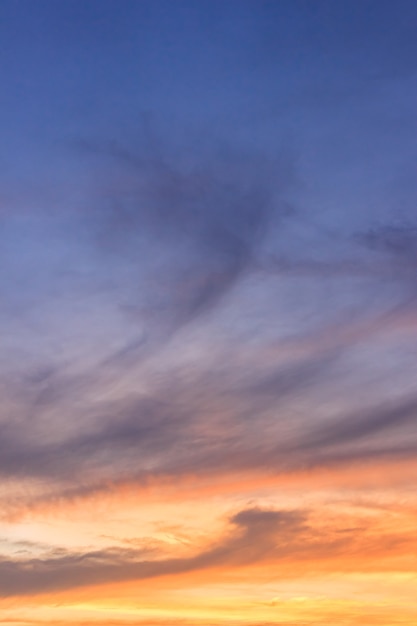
[{"left": 1, "top": 1, "right": 417, "bottom": 625}]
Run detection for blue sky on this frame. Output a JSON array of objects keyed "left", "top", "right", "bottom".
[{"left": 1, "top": 0, "right": 416, "bottom": 482}]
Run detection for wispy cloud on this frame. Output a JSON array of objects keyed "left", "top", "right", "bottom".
[{"left": 0, "top": 507, "right": 306, "bottom": 596}]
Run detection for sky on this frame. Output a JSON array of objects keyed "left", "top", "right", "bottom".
[{"left": 0, "top": 1, "right": 417, "bottom": 624}]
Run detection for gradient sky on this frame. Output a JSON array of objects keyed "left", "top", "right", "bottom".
[{"left": 1, "top": 1, "right": 417, "bottom": 625}]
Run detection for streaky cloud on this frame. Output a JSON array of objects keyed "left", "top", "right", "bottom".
[{"left": 0, "top": 507, "right": 307, "bottom": 596}]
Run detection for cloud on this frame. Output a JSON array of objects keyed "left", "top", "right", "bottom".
[
  {"left": 0, "top": 507, "right": 307, "bottom": 596},
  {"left": 359, "top": 223, "right": 417, "bottom": 260},
  {"left": 1, "top": 132, "right": 417, "bottom": 514},
  {"left": 356, "top": 222, "right": 417, "bottom": 297},
  {"left": 1, "top": 335, "right": 416, "bottom": 512},
  {"left": 245, "top": 350, "right": 338, "bottom": 399},
  {"left": 77, "top": 136, "right": 294, "bottom": 349},
  {"left": 303, "top": 395, "right": 417, "bottom": 450},
  {"left": 0, "top": 500, "right": 412, "bottom": 598},
  {"left": 0, "top": 340, "right": 342, "bottom": 497}
]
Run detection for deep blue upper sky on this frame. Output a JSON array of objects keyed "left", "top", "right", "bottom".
[
  {"left": 0, "top": 0, "right": 416, "bottom": 495},
  {"left": 1, "top": 0, "right": 416, "bottom": 222}
]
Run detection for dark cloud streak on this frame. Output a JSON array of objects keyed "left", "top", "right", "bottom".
[
  {"left": 0, "top": 507, "right": 307, "bottom": 596},
  {"left": 79, "top": 137, "right": 293, "bottom": 348}
]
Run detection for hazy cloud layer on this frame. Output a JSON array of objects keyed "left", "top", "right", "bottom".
[
  {"left": 0, "top": 505, "right": 380, "bottom": 597},
  {"left": 0, "top": 501, "right": 411, "bottom": 598}
]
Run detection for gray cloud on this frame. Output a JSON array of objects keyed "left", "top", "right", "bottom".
[
  {"left": 77, "top": 137, "right": 294, "bottom": 349},
  {"left": 1, "top": 341, "right": 416, "bottom": 509},
  {"left": 304, "top": 396, "right": 417, "bottom": 450},
  {"left": 0, "top": 342, "right": 341, "bottom": 492},
  {"left": 0, "top": 500, "right": 402, "bottom": 598},
  {"left": 245, "top": 350, "right": 338, "bottom": 399},
  {"left": 0, "top": 507, "right": 306, "bottom": 597},
  {"left": 359, "top": 223, "right": 417, "bottom": 260},
  {"left": 357, "top": 222, "right": 417, "bottom": 298}
]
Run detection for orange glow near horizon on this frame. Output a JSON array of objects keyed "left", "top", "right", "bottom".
[{"left": 0, "top": 461, "right": 416, "bottom": 626}]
